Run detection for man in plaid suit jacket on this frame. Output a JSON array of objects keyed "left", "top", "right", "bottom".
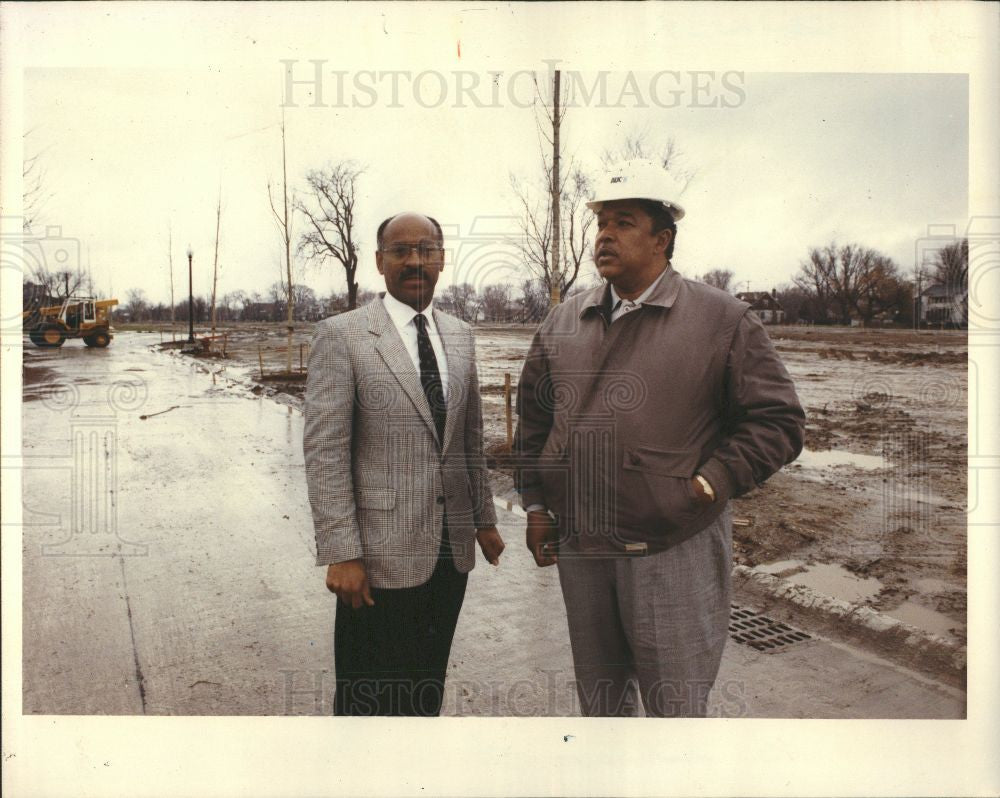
[{"left": 304, "top": 211, "right": 504, "bottom": 716}]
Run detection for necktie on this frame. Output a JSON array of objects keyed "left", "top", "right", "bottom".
[{"left": 413, "top": 313, "right": 447, "bottom": 445}]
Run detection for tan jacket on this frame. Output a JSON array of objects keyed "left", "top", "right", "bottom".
[
  {"left": 514, "top": 267, "right": 805, "bottom": 554},
  {"left": 303, "top": 298, "right": 496, "bottom": 587}
]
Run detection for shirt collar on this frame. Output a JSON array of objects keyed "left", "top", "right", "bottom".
[
  {"left": 609, "top": 266, "right": 669, "bottom": 309},
  {"left": 381, "top": 291, "right": 438, "bottom": 334},
  {"left": 582, "top": 264, "right": 683, "bottom": 319}
]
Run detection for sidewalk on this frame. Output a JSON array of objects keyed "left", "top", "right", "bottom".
[{"left": 443, "top": 501, "right": 965, "bottom": 718}]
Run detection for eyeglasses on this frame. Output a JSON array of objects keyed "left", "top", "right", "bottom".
[{"left": 380, "top": 242, "right": 445, "bottom": 261}]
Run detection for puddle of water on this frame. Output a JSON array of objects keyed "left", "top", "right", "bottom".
[
  {"left": 792, "top": 449, "right": 885, "bottom": 471},
  {"left": 757, "top": 564, "right": 963, "bottom": 642},
  {"left": 883, "top": 601, "right": 960, "bottom": 640},
  {"left": 756, "top": 559, "right": 805, "bottom": 576},
  {"left": 786, "top": 562, "right": 884, "bottom": 604}
]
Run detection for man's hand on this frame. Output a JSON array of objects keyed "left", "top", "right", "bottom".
[
  {"left": 325, "top": 559, "right": 374, "bottom": 609},
  {"left": 476, "top": 526, "right": 505, "bottom": 566},
  {"left": 526, "top": 510, "right": 559, "bottom": 567}
]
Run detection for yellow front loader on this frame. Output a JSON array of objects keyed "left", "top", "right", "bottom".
[{"left": 23, "top": 296, "right": 119, "bottom": 348}]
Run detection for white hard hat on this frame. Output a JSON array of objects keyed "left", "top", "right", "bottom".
[{"left": 586, "top": 158, "right": 686, "bottom": 221}]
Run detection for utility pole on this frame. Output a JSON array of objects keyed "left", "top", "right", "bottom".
[
  {"left": 210, "top": 187, "right": 222, "bottom": 335},
  {"left": 168, "top": 225, "right": 176, "bottom": 341},
  {"left": 549, "top": 69, "right": 562, "bottom": 308},
  {"left": 266, "top": 109, "right": 296, "bottom": 374},
  {"left": 186, "top": 247, "right": 195, "bottom": 343},
  {"left": 280, "top": 110, "right": 294, "bottom": 373}
]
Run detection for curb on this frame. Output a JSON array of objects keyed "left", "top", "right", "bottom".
[{"left": 732, "top": 565, "right": 966, "bottom": 688}]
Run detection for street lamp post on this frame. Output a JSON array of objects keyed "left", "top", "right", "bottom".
[{"left": 187, "top": 246, "right": 195, "bottom": 343}]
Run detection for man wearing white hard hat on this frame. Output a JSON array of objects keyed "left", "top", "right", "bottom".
[{"left": 514, "top": 159, "right": 805, "bottom": 717}]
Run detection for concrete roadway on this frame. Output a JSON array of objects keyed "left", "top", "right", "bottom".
[{"left": 18, "top": 333, "right": 963, "bottom": 718}]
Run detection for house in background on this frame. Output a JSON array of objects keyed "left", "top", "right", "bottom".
[
  {"left": 735, "top": 289, "right": 786, "bottom": 324},
  {"left": 920, "top": 283, "right": 968, "bottom": 328}
]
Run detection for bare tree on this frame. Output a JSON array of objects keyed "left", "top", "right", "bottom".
[
  {"left": 855, "top": 253, "right": 907, "bottom": 325},
  {"left": 932, "top": 239, "right": 968, "bottom": 292},
  {"left": 30, "top": 263, "right": 89, "bottom": 303},
  {"left": 510, "top": 71, "right": 595, "bottom": 307},
  {"left": 261, "top": 279, "right": 287, "bottom": 321},
  {"left": 549, "top": 69, "right": 562, "bottom": 307},
  {"left": 794, "top": 245, "right": 836, "bottom": 322},
  {"left": 774, "top": 284, "right": 809, "bottom": 325},
  {"left": 220, "top": 289, "right": 247, "bottom": 322},
  {"left": 266, "top": 110, "right": 296, "bottom": 374},
  {"left": 210, "top": 187, "right": 222, "bottom": 334},
  {"left": 296, "top": 161, "right": 363, "bottom": 310},
  {"left": 192, "top": 295, "right": 209, "bottom": 323},
  {"left": 510, "top": 165, "right": 594, "bottom": 303},
  {"left": 23, "top": 128, "right": 54, "bottom": 233},
  {"left": 700, "top": 269, "right": 735, "bottom": 292},
  {"left": 518, "top": 278, "right": 549, "bottom": 323},
  {"left": 437, "top": 283, "right": 480, "bottom": 323},
  {"left": 124, "top": 288, "right": 149, "bottom": 322},
  {"left": 795, "top": 242, "right": 907, "bottom": 326},
  {"left": 480, "top": 284, "right": 512, "bottom": 322},
  {"left": 828, "top": 243, "right": 874, "bottom": 324},
  {"left": 291, "top": 284, "right": 320, "bottom": 321}
]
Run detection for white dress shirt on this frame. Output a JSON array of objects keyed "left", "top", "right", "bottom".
[{"left": 381, "top": 292, "right": 449, "bottom": 398}]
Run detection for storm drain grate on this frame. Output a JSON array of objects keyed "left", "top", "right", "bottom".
[{"left": 729, "top": 604, "right": 813, "bottom": 652}]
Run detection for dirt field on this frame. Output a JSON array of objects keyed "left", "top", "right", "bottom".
[{"left": 134, "top": 320, "right": 968, "bottom": 644}]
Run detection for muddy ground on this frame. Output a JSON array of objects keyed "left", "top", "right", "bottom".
[{"left": 132, "top": 320, "right": 968, "bottom": 644}]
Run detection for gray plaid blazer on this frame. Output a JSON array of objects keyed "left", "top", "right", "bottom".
[{"left": 303, "top": 296, "right": 497, "bottom": 588}]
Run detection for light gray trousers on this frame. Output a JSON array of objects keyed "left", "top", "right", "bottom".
[{"left": 556, "top": 506, "right": 732, "bottom": 717}]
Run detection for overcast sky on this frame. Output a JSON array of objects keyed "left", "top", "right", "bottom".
[{"left": 24, "top": 66, "right": 967, "bottom": 306}]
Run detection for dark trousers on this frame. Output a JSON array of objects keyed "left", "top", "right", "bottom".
[{"left": 333, "top": 535, "right": 468, "bottom": 716}]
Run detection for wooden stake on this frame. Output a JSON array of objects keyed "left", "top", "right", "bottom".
[
  {"left": 299, "top": 343, "right": 304, "bottom": 373},
  {"left": 258, "top": 346, "right": 265, "bottom": 379},
  {"left": 504, "top": 372, "right": 513, "bottom": 449}
]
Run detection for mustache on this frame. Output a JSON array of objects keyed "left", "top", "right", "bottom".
[
  {"left": 401, "top": 269, "right": 430, "bottom": 280},
  {"left": 596, "top": 246, "right": 618, "bottom": 258}
]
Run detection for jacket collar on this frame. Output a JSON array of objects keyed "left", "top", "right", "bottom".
[{"left": 580, "top": 264, "right": 683, "bottom": 319}]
